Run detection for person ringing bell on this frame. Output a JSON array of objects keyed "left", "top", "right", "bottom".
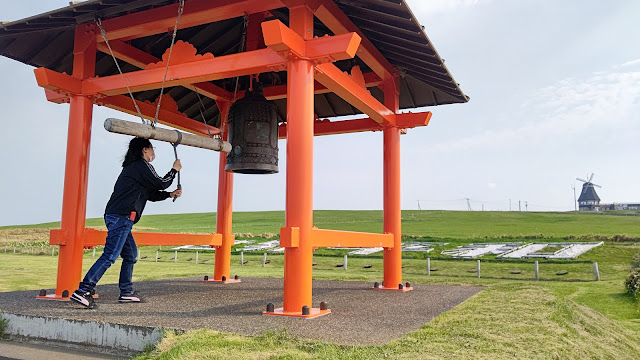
[{"left": 71, "top": 137, "right": 182, "bottom": 309}]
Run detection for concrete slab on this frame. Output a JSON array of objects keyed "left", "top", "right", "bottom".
[{"left": 0, "top": 277, "right": 482, "bottom": 346}]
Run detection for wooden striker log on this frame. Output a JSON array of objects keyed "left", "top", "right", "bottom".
[{"left": 104, "top": 118, "right": 231, "bottom": 153}]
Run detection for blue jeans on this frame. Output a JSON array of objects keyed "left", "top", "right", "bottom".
[{"left": 78, "top": 214, "right": 138, "bottom": 296}]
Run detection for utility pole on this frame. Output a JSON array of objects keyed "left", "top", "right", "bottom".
[
  {"left": 525, "top": 201, "right": 528, "bottom": 212},
  {"left": 519, "top": 200, "right": 521, "bottom": 212},
  {"left": 482, "top": 204, "right": 484, "bottom": 211},
  {"left": 466, "top": 198, "right": 472, "bottom": 211},
  {"left": 417, "top": 200, "right": 421, "bottom": 211},
  {"left": 571, "top": 183, "right": 577, "bottom": 211},
  {"left": 509, "top": 198, "right": 512, "bottom": 211}
]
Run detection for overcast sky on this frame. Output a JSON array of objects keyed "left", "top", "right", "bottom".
[{"left": 1, "top": 0, "right": 639, "bottom": 226}]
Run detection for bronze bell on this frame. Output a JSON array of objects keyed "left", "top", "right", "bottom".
[{"left": 225, "top": 83, "right": 279, "bottom": 174}]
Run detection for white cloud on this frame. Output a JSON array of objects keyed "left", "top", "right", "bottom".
[
  {"left": 430, "top": 68, "right": 640, "bottom": 152},
  {"left": 488, "top": 182, "right": 497, "bottom": 188},
  {"left": 619, "top": 58, "right": 640, "bottom": 68}
]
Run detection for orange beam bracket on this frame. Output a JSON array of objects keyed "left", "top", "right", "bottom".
[
  {"left": 263, "top": 20, "right": 306, "bottom": 58},
  {"left": 397, "top": 111, "right": 432, "bottom": 128},
  {"left": 45, "top": 89, "right": 70, "bottom": 104},
  {"left": 312, "top": 229, "right": 394, "bottom": 248},
  {"left": 315, "top": 63, "right": 396, "bottom": 126},
  {"left": 34, "top": 67, "right": 81, "bottom": 95},
  {"left": 280, "top": 226, "right": 300, "bottom": 248},
  {"left": 262, "top": 20, "right": 361, "bottom": 63}
]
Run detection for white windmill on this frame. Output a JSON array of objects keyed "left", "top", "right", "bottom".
[{"left": 576, "top": 173, "right": 602, "bottom": 211}]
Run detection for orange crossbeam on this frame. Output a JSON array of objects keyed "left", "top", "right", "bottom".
[
  {"left": 36, "top": 31, "right": 362, "bottom": 98},
  {"left": 92, "top": 40, "right": 382, "bottom": 103},
  {"left": 97, "top": 0, "right": 285, "bottom": 42},
  {"left": 315, "top": 0, "right": 395, "bottom": 81},
  {"left": 50, "top": 229, "right": 222, "bottom": 247},
  {"left": 42, "top": 90, "right": 220, "bottom": 137},
  {"left": 33, "top": 49, "right": 285, "bottom": 97},
  {"left": 96, "top": 40, "right": 232, "bottom": 101},
  {"left": 278, "top": 111, "right": 431, "bottom": 138},
  {"left": 238, "top": 72, "right": 382, "bottom": 100},
  {"left": 98, "top": 95, "right": 221, "bottom": 136},
  {"left": 280, "top": 227, "right": 394, "bottom": 248},
  {"left": 315, "top": 63, "right": 396, "bottom": 126},
  {"left": 85, "top": 49, "right": 286, "bottom": 96},
  {"left": 312, "top": 229, "right": 393, "bottom": 248},
  {"left": 96, "top": 41, "right": 157, "bottom": 69}
]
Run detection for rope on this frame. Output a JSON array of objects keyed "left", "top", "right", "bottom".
[
  {"left": 96, "top": 18, "right": 146, "bottom": 125},
  {"left": 98, "top": 2, "right": 186, "bottom": 204},
  {"left": 172, "top": 130, "right": 182, "bottom": 202},
  {"left": 192, "top": 85, "right": 225, "bottom": 150},
  {"left": 223, "top": 13, "right": 250, "bottom": 139},
  {"left": 96, "top": 0, "right": 185, "bottom": 128},
  {"left": 153, "top": 0, "right": 185, "bottom": 128},
  {"left": 190, "top": 85, "right": 214, "bottom": 139}
]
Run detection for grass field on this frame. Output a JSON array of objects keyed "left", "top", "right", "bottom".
[
  {"left": 1, "top": 210, "right": 639, "bottom": 359},
  {"left": 3, "top": 209, "right": 639, "bottom": 239}
]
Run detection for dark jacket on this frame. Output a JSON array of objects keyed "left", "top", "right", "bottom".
[{"left": 105, "top": 159, "right": 177, "bottom": 223}]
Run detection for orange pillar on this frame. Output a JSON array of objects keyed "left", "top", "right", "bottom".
[
  {"left": 282, "top": 57, "right": 314, "bottom": 313},
  {"left": 269, "top": 4, "right": 328, "bottom": 317},
  {"left": 212, "top": 101, "right": 238, "bottom": 282},
  {"left": 382, "top": 74, "right": 411, "bottom": 291},
  {"left": 44, "top": 24, "right": 97, "bottom": 299}
]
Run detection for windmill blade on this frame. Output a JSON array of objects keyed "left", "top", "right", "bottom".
[
  {"left": 588, "top": 173, "right": 595, "bottom": 182},
  {"left": 592, "top": 183, "right": 602, "bottom": 188},
  {"left": 576, "top": 178, "right": 588, "bottom": 183}
]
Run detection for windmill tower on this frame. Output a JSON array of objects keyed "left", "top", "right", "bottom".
[{"left": 576, "top": 173, "right": 602, "bottom": 211}]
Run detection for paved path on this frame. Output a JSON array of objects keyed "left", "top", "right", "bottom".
[
  {"left": 0, "top": 340, "right": 121, "bottom": 360},
  {"left": 0, "top": 277, "right": 482, "bottom": 345}
]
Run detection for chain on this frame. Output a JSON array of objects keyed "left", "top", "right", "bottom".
[
  {"left": 153, "top": 0, "right": 185, "bottom": 128},
  {"left": 96, "top": 18, "right": 146, "bottom": 125}
]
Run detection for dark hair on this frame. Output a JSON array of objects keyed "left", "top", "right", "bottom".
[{"left": 122, "top": 137, "right": 152, "bottom": 167}]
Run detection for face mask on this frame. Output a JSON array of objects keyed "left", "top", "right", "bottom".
[{"left": 149, "top": 153, "right": 155, "bottom": 162}]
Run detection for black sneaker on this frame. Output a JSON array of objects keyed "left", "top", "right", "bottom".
[
  {"left": 119, "top": 291, "right": 146, "bottom": 303},
  {"left": 70, "top": 290, "right": 98, "bottom": 309}
]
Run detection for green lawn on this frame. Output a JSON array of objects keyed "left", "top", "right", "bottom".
[
  {"left": 1, "top": 210, "right": 639, "bottom": 358},
  {"left": 3, "top": 210, "right": 639, "bottom": 240}
]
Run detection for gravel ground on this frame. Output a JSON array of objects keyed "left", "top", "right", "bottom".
[{"left": 0, "top": 277, "right": 482, "bottom": 345}]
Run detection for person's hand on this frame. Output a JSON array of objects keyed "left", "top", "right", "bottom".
[
  {"left": 172, "top": 159, "right": 182, "bottom": 171},
  {"left": 171, "top": 189, "right": 182, "bottom": 199}
]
